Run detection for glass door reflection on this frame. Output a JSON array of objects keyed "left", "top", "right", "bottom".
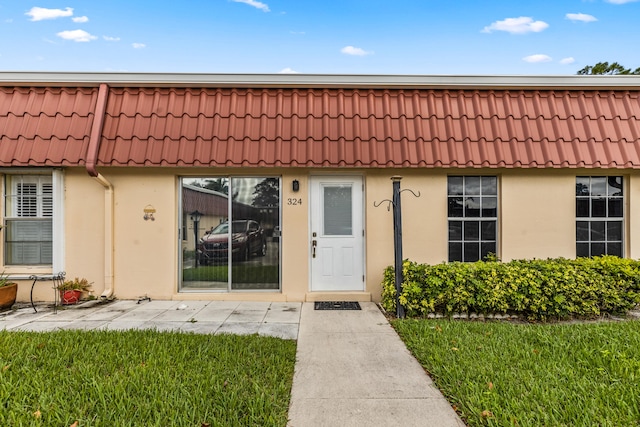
[{"left": 180, "top": 177, "right": 280, "bottom": 291}]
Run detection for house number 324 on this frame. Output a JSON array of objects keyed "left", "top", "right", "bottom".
[{"left": 287, "top": 198, "right": 302, "bottom": 206}]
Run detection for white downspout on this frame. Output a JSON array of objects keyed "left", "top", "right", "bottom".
[{"left": 94, "top": 173, "right": 114, "bottom": 299}]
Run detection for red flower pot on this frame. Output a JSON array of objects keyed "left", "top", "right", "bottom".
[{"left": 59, "top": 289, "right": 82, "bottom": 305}]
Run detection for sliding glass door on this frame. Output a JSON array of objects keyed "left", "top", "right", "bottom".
[{"left": 180, "top": 177, "right": 280, "bottom": 291}]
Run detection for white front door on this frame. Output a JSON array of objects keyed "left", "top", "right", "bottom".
[{"left": 310, "top": 176, "right": 364, "bottom": 291}]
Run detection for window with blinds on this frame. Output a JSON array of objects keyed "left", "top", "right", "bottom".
[{"left": 4, "top": 175, "right": 53, "bottom": 265}]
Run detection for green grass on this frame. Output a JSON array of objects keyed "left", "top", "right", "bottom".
[
  {"left": 0, "top": 330, "right": 296, "bottom": 426},
  {"left": 392, "top": 319, "right": 640, "bottom": 426},
  {"left": 183, "top": 265, "right": 279, "bottom": 283}
]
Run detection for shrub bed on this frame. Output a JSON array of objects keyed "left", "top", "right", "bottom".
[{"left": 382, "top": 256, "right": 640, "bottom": 320}]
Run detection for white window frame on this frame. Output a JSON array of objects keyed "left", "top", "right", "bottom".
[
  {"left": 2, "top": 170, "right": 64, "bottom": 271},
  {"left": 447, "top": 175, "right": 498, "bottom": 262},
  {"left": 575, "top": 176, "right": 624, "bottom": 258}
]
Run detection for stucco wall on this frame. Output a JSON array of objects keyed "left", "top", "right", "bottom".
[
  {"left": 63, "top": 169, "right": 107, "bottom": 297},
  {"left": 364, "top": 171, "right": 449, "bottom": 301},
  {"left": 627, "top": 174, "right": 639, "bottom": 259},
  {"left": 109, "top": 170, "right": 177, "bottom": 300},
  {"left": 14, "top": 167, "right": 640, "bottom": 304},
  {"left": 500, "top": 172, "right": 576, "bottom": 261},
  {"left": 281, "top": 173, "right": 309, "bottom": 301}
]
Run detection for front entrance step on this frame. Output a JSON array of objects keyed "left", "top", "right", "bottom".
[{"left": 305, "top": 292, "right": 371, "bottom": 302}]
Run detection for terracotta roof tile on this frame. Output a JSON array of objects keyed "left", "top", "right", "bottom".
[
  {"left": 0, "top": 87, "right": 97, "bottom": 166},
  {"left": 3, "top": 85, "right": 640, "bottom": 169}
]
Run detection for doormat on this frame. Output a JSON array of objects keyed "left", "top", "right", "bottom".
[{"left": 314, "top": 301, "right": 361, "bottom": 310}]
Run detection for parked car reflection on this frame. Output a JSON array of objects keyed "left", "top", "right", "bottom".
[{"left": 197, "top": 220, "right": 267, "bottom": 265}]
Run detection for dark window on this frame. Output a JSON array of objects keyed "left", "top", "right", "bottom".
[
  {"left": 575, "top": 176, "right": 623, "bottom": 257},
  {"left": 448, "top": 176, "right": 497, "bottom": 262}
]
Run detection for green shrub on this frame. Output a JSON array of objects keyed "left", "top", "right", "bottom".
[{"left": 382, "top": 256, "right": 640, "bottom": 321}]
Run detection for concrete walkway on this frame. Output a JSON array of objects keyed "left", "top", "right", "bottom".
[
  {"left": 1, "top": 299, "right": 463, "bottom": 426},
  {"left": 288, "top": 302, "right": 464, "bottom": 427}
]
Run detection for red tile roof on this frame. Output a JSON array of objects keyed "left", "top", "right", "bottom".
[
  {"left": 2, "top": 83, "right": 640, "bottom": 169},
  {"left": 0, "top": 87, "right": 98, "bottom": 166}
]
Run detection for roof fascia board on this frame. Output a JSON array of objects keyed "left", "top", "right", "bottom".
[{"left": 2, "top": 72, "right": 640, "bottom": 90}]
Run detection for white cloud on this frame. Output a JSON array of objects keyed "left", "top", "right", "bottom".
[
  {"left": 523, "top": 54, "right": 553, "bottom": 63},
  {"left": 231, "top": 0, "right": 270, "bottom": 12},
  {"left": 56, "top": 29, "right": 97, "bottom": 42},
  {"left": 278, "top": 67, "right": 299, "bottom": 74},
  {"left": 341, "top": 45, "right": 373, "bottom": 56},
  {"left": 566, "top": 13, "right": 597, "bottom": 22},
  {"left": 606, "top": 0, "right": 639, "bottom": 3},
  {"left": 72, "top": 16, "right": 89, "bottom": 23},
  {"left": 103, "top": 36, "right": 121, "bottom": 42},
  {"left": 482, "top": 17, "right": 549, "bottom": 34},
  {"left": 132, "top": 43, "right": 146, "bottom": 49},
  {"left": 26, "top": 7, "right": 73, "bottom": 21},
  {"left": 560, "top": 57, "right": 576, "bottom": 65}
]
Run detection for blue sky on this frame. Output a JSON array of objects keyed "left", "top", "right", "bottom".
[{"left": 0, "top": 0, "right": 639, "bottom": 75}]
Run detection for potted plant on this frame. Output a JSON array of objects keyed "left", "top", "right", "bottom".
[
  {"left": 57, "top": 277, "right": 92, "bottom": 305},
  {"left": 0, "top": 272, "right": 18, "bottom": 311}
]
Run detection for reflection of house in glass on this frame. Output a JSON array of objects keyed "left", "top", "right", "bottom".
[{"left": 181, "top": 183, "right": 257, "bottom": 251}]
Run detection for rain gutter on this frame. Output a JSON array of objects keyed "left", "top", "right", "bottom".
[
  {"left": 86, "top": 83, "right": 114, "bottom": 299},
  {"left": 2, "top": 71, "right": 640, "bottom": 90}
]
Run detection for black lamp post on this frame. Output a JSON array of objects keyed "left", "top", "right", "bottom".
[{"left": 190, "top": 210, "right": 202, "bottom": 268}]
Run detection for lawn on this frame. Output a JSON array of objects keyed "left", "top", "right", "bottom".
[
  {"left": 183, "top": 265, "right": 279, "bottom": 283},
  {"left": 0, "top": 329, "right": 296, "bottom": 426},
  {"left": 392, "top": 319, "right": 640, "bottom": 426}
]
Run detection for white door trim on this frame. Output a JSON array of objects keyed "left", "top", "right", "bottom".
[{"left": 309, "top": 175, "right": 365, "bottom": 292}]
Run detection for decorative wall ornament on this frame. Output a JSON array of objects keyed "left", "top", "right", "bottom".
[{"left": 143, "top": 205, "right": 156, "bottom": 221}]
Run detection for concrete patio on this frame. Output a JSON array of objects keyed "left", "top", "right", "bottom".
[{"left": 0, "top": 299, "right": 301, "bottom": 339}]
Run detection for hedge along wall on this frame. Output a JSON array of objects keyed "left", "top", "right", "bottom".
[{"left": 381, "top": 256, "right": 640, "bottom": 321}]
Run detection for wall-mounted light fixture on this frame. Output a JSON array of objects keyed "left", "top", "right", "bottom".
[
  {"left": 292, "top": 179, "right": 300, "bottom": 192},
  {"left": 143, "top": 205, "right": 156, "bottom": 221}
]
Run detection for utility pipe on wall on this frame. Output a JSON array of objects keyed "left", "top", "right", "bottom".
[{"left": 92, "top": 173, "right": 114, "bottom": 299}]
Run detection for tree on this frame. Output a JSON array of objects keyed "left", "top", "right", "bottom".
[
  {"left": 252, "top": 178, "right": 279, "bottom": 207},
  {"left": 577, "top": 61, "right": 640, "bottom": 75}
]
